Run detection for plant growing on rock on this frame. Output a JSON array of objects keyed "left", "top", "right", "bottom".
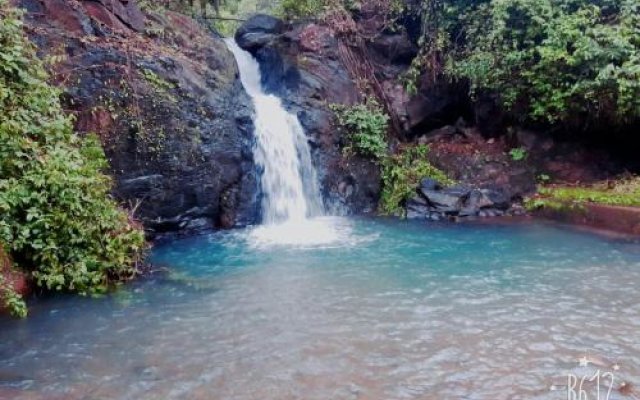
[
  {"left": 380, "top": 145, "right": 454, "bottom": 216},
  {"left": 509, "top": 147, "right": 527, "bottom": 161},
  {"left": 331, "top": 101, "right": 390, "bottom": 160},
  {"left": 0, "top": 1, "right": 145, "bottom": 311}
]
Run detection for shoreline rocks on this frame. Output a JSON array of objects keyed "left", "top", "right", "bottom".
[{"left": 407, "top": 178, "right": 522, "bottom": 221}]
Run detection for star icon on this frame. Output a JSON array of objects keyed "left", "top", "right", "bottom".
[{"left": 578, "top": 356, "right": 590, "bottom": 367}]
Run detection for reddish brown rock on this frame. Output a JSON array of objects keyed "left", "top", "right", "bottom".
[
  {"left": 537, "top": 204, "right": 640, "bottom": 237},
  {"left": 103, "top": 0, "right": 145, "bottom": 31},
  {"left": 75, "top": 107, "right": 115, "bottom": 140},
  {"left": 83, "top": 2, "right": 131, "bottom": 32},
  {"left": 1, "top": 246, "right": 31, "bottom": 312},
  {"left": 40, "top": 0, "right": 93, "bottom": 34}
]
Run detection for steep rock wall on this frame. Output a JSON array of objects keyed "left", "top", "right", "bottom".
[{"left": 17, "top": 0, "right": 260, "bottom": 236}]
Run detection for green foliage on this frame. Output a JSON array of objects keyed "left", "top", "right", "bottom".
[
  {"left": 331, "top": 102, "right": 389, "bottom": 160},
  {"left": 0, "top": 3, "right": 145, "bottom": 301},
  {"left": 141, "top": 68, "right": 176, "bottom": 92},
  {"left": 380, "top": 145, "right": 454, "bottom": 216},
  {"left": 278, "top": 0, "right": 326, "bottom": 19},
  {"left": 537, "top": 173, "right": 551, "bottom": 183},
  {"left": 527, "top": 177, "right": 640, "bottom": 210},
  {"left": 412, "top": 0, "right": 640, "bottom": 127},
  {"left": 508, "top": 147, "right": 527, "bottom": 161},
  {"left": 0, "top": 276, "right": 27, "bottom": 318}
]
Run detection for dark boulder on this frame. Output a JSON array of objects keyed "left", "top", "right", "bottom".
[
  {"left": 420, "top": 178, "right": 441, "bottom": 192},
  {"left": 419, "top": 189, "right": 463, "bottom": 214},
  {"left": 369, "top": 32, "right": 418, "bottom": 65},
  {"left": 481, "top": 188, "right": 512, "bottom": 210},
  {"left": 441, "top": 185, "right": 472, "bottom": 198},
  {"left": 409, "top": 181, "right": 517, "bottom": 220},
  {"left": 406, "top": 196, "right": 430, "bottom": 219},
  {"left": 460, "top": 189, "right": 494, "bottom": 216},
  {"left": 235, "top": 14, "right": 285, "bottom": 52}
]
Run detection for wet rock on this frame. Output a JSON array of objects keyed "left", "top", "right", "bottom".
[
  {"left": 235, "top": 17, "right": 377, "bottom": 215},
  {"left": 84, "top": 0, "right": 145, "bottom": 32},
  {"left": 408, "top": 180, "right": 516, "bottom": 220},
  {"left": 406, "top": 196, "right": 430, "bottom": 219},
  {"left": 420, "top": 178, "right": 441, "bottom": 192},
  {"left": 465, "top": 189, "right": 494, "bottom": 211},
  {"left": 369, "top": 32, "right": 418, "bottom": 65},
  {"left": 22, "top": 1, "right": 260, "bottom": 235},
  {"left": 38, "top": 0, "right": 95, "bottom": 35},
  {"left": 441, "top": 184, "right": 472, "bottom": 198},
  {"left": 419, "top": 189, "right": 463, "bottom": 214},
  {"left": 481, "top": 188, "right": 512, "bottom": 210},
  {"left": 235, "top": 15, "right": 284, "bottom": 52}
]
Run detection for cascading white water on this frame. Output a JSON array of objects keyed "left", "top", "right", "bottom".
[{"left": 225, "top": 39, "right": 324, "bottom": 225}]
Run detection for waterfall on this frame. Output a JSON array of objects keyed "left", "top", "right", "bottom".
[{"left": 225, "top": 39, "right": 324, "bottom": 225}]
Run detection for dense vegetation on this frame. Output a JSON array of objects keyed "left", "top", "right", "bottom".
[
  {"left": 412, "top": 0, "right": 640, "bottom": 128},
  {"left": 0, "top": 2, "right": 145, "bottom": 316},
  {"left": 330, "top": 102, "right": 452, "bottom": 215},
  {"left": 145, "top": 0, "right": 639, "bottom": 131},
  {"left": 261, "top": 0, "right": 639, "bottom": 130},
  {"left": 331, "top": 102, "right": 389, "bottom": 159}
]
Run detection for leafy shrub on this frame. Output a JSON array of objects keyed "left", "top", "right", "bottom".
[
  {"left": 412, "top": 0, "right": 640, "bottom": 127},
  {"left": 278, "top": 0, "right": 326, "bottom": 19},
  {"left": 331, "top": 102, "right": 389, "bottom": 160},
  {"left": 0, "top": 2, "right": 145, "bottom": 303},
  {"left": 380, "top": 145, "right": 454, "bottom": 216}
]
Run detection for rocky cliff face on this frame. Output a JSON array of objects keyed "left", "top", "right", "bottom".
[
  {"left": 236, "top": 15, "right": 383, "bottom": 215},
  {"left": 17, "top": 1, "right": 620, "bottom": 232},
  {"left": 18, "top": 0, "right": 260, "bottom": 236},
  {"left": 235, "top": 14, "right": 623, "bottom": 220}
]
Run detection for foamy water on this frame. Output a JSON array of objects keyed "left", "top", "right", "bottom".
[{"left": 247, "top": 217, "right": 376, "bottom": 249}]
